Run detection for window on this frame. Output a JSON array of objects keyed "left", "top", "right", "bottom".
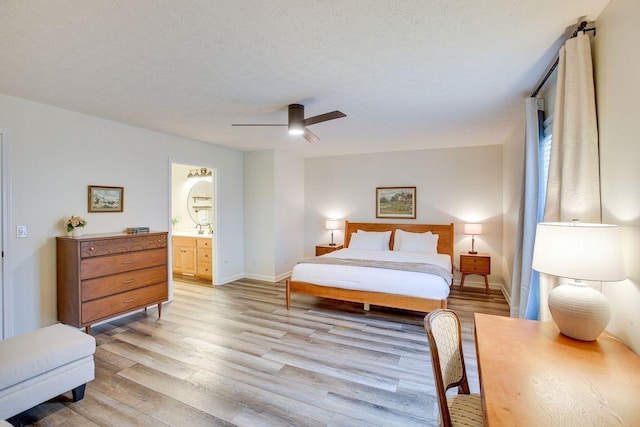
[{"left": 537, "top": 114, "right": 553, "bottom": 219}]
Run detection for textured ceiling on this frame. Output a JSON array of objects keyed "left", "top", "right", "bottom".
[{"left": 0, "top": 0, "right": 609, "bottom": 157}]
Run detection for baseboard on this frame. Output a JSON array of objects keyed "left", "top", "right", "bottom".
[
  {"left": 275, "top": 271, "right": 291, "bottom": 283},
  {"left": 501, "top": 284, "right": 512, "bottom": 307},
  {"left": 242, "top": 270, "right": 291, "bottom": 283},
  {"left": 243, "top": 273, "right": 276, "bottom": 282},
  {"left": 218, "top": 273, "right": 244, "bottom": 285}
]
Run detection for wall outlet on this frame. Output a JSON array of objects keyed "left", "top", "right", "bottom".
[{"left": 17, "top": 225, "right": 27, "bottom": 238}]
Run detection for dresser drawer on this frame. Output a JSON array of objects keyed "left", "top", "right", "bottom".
[
  {"left": 81, "top": 282, "right": 168, "bottom": 324},
  {"left": 197, "top": 238, "right": 212, "bottom": 249},
  {"left": 81, "top": 234, "right": 167, "bottom": 258},
  {"left": 197, "top": 247, "right": 212, "bottom": 262},
  {"left": 197, "top": 261, "right": 213, "bottom": 279},
  {"left": 80, "top": 248, "right": 167, "bottom": 280},
  {"left": 460, "top": 255, "right": 491, "bottom": 274},
  {"left": 81, "top": 265, "right": 168, "bottom": 302}
]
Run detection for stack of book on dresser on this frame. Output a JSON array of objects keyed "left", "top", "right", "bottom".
[{"left": 125, "top": 227, "right": 150, "bottom": 234}]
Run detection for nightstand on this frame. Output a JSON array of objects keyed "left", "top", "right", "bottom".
[
  {"left": 460, "top": 253, "right": 491, "bottom": 294},
  {"left": 315, "top": 244, "right": 344, "bottom": 256}
]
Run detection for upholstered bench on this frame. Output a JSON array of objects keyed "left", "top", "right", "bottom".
[{"left": 0, "top": 323, "right": 95, "bottom": 420}]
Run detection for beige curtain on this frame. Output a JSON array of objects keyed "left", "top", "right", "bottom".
[{"left": 540, "top": 31, "right": 601, "bottom": 321}]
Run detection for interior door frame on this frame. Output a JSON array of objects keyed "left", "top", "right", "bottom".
[
  {"left": 0, "top": 130, "right": 12, "bottom": 339},
  {"left": 169, "top": 160, "right": 218, "bottom": 288}
]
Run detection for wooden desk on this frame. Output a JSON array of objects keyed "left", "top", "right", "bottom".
[{"left": 474, "top": 313, "right": 640, "bottom": 426}]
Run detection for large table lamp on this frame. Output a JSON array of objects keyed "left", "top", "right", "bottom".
[
  {"left": 325, "top": 219, "right": 340, "bottom": 246},
  {"left": 464, "top": 223, "right": 483, "bottom": 254},
  {"left": 532, "top": 221, "right": 625, "bottom": 341}
]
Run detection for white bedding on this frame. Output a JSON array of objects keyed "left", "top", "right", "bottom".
[{"left": 290, "top": 248, "right": 452, "bottom": 300}]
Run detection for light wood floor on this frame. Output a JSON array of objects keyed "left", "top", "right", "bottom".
[{"left": 7, "top": 280, "right": 508, "bottom": 427}]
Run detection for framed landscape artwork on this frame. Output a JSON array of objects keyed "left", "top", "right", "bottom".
[
  {"left": 376, "top": 186, "right": 416, "bottom": 219},
  {"left": 88, "top": 185, "right": 124, "bottom": 212}
]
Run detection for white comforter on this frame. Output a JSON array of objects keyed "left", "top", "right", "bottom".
[{"left": 290, "top": 248, "right": 452, "bottom": 300}]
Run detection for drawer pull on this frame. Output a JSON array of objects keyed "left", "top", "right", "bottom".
[
  {"left": 123, "top": 279, "right": 137, "bottom": 284},
  {"left": 123, "top": 298, "right": 137, "bottom": 304},
  {"left": 122, "top": 260, "right": 137, "bottom": 265},
  {"left": 90, "top": 247, "right": 95, "bottom": 251}
]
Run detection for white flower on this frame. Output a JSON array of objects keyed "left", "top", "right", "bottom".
[{"left": 66, "top": 215, "right": 87, "bottom": 232}]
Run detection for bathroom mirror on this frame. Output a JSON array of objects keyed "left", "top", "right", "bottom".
[{"left": 187, "top": 181, "right": 213, "bottom": 227}]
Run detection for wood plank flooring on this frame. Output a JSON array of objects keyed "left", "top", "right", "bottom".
[{"left": 7, "top": 280, "right": 508, "bottom": 427}]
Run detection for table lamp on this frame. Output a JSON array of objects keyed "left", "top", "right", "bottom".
[
  {"left": 464, "top": 223, "right": 482, "bottom": 254},
  {"left": 325, "top": 219, "right": 340, "bottom": 246},
  {"left": 532, "top": 221, "right": 625, "bottom": 341}
]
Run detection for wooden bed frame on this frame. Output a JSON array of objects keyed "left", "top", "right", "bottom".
[{"left": 286, "top": 221, "right": 454, "bottom": 313}]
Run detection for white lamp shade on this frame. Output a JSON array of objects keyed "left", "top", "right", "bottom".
[
  {"left": 325, "top": 219, "right": 340, "bottom": 230},
  {"left": 532, "top": 222, "right": 625, "bottom": 282},
  {"left": 464, "top": 223, "right": 483, "bottom": 235}
]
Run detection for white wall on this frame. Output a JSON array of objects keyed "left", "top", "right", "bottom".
[
  {"left": 274, "top": 150, "right": 305, "bottom": 280},
  {"left": 305, "top": 146, "right": 505, "bottom": 288},
  {"left": 594, "top": 0, "right": 640, "bottom": 353},
  {"left": 244, "top": 151, "right": 276, "bottom": 280},
  {"left": 0, "top": 93, "right": 245, "bottom": 336},
  {"left": 244, "top": 150, "right": 305, "bottom": 282}
]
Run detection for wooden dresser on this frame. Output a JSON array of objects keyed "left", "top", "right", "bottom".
[{"left": 56, "top": 231, "right": 169, "bottom": 334}]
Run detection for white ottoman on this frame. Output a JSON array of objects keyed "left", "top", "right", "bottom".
[{"left": 0, "top": 323, "right": 95, "bottom": 420}]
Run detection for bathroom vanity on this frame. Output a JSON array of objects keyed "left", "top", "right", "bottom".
[{"left": 172, "top": 235, "right": 213, "bottom": 282}]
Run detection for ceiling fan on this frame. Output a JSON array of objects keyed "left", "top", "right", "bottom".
[{"left": 232, "top": 104, "right": 346, "bottom": 143}]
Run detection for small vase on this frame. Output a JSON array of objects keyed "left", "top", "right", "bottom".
[{"left": 72, "top": 227, "right": 83, "bottom": 237}]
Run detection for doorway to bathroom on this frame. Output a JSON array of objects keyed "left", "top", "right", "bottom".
[{"left": 171, "top": 163, "right": 216, "bottom": 287}]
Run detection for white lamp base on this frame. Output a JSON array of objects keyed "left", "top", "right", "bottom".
[{"left": 548, "top": 281, "right": 611, "bottom": 341}]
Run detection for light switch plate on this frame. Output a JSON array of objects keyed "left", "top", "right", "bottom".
[{"left": 17, "top": 225, "right": 27, "bottom": 238}]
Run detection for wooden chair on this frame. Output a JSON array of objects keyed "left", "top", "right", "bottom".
[{"left": 424, "top": 309, "right": 483, "bottom": 427}]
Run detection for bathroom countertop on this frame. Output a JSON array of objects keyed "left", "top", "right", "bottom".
[{"left": 172, "top": 231, "right": 213, "bottom": 238}]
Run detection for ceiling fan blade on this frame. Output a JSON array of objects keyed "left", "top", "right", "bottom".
[
  {"left": 231, "top": 124, "right": 287, "bottom": 127},
  {"left": 303, "top": 111, "right": 346, "bottom": 127},
  {"left": 302, "top": 128, "right": 319, "bottom": 143},
  {"left": 232, "top": 104, "right": 344, "bottom": 143}
]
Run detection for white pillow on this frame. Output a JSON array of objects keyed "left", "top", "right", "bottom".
[
  {"left": 394, "top": 229, "right": 439, "bottom": 254},
  {"left": 393, "top": 229, "right": 409, "bottom": 250},
  {"left": 355, "top": 230, "right": 392, "bottom": 250},
  {"left": 348, "top": 231, "right": 391, "bottom": 250}
]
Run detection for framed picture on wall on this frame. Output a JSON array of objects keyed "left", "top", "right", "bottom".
[
  {"left": 376, "top": 186, "right": 416, "bottom": 219},
  {"left": 88, "top": 185, "right": 124, "bottom": 212}
]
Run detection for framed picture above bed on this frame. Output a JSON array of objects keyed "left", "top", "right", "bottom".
[{"left": 376, "top": 186, "right": 416, "bottom": 219}]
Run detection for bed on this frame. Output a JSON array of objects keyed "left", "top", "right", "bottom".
[{"left": 286, "top": 221, "right": 454, "bottom": 313}]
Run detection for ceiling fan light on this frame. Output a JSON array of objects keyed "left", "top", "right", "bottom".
[{"left": 288, "top": 104, "right": 305, "bottom": 135}]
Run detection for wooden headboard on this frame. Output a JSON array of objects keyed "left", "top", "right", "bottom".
[{"left": 343, "top": 221, "right": 454, "bottom": 259}]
